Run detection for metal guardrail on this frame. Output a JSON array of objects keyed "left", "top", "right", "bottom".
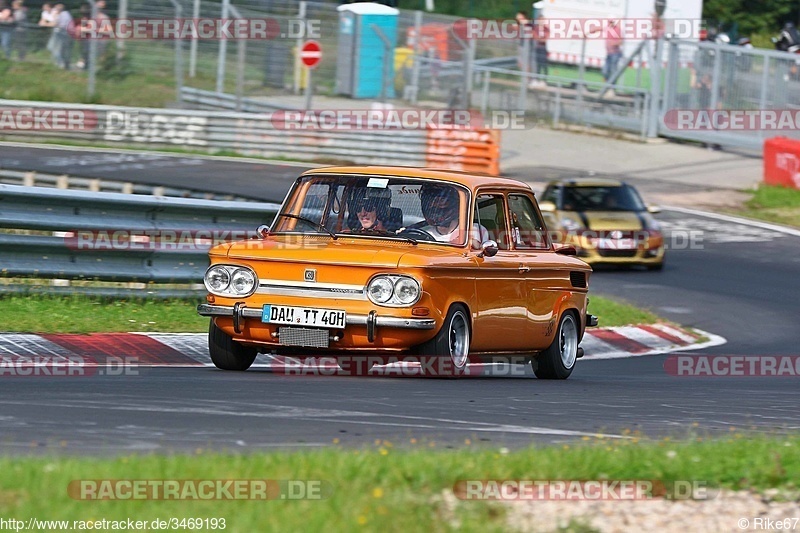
[
  {"left": 180, "top": 87, "right": 298, "bottom": 113},
  {"left": 0, "top": 98, "right": 501, "bottom": 174},
  {"left": 0, "top": 169, "right": 251, "bottom": 201},
  {"left": 0, "top": 185, "right": 279, "bottom": 286}
]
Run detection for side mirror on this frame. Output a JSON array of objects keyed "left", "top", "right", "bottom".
[
  {"left": 538, "top": 201, "right": 556, "bottom": 212},
  {"left": 647, "top": 205, "right": 662, "bottom": 214},
  {"left": 477, "top": 240, "right": 499, "bottom": 258},
  {"left": 256, "top": 225, "right": 271, "bottom": 239},
  {"left": 554, "top": 243, "right": 577, "bottom": 256}
]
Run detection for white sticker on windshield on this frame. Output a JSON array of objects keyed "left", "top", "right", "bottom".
[{"left": 367, "top": 178, "right": 389, "bottom": 189}]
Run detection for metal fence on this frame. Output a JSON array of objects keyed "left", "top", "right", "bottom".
[
  {"left": 0, "top": 184, "right": 277, "bottom": 286},
  {"left": 13, "top": 1, "right": 800, "bottom": 149}
]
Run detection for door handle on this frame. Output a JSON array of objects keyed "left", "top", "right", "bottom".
[{"left": 518, "top": 265, "right": 530, "bottom": 273}]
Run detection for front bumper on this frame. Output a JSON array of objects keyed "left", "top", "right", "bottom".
[{"left": 197, "top": 304, "right": 436, "bottom": 332}]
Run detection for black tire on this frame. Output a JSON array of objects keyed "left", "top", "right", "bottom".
[
  {"left": 415, "top": 304, "right": 471, "bottom": 377},
  {"left": 208, "top": 319, "right": 258, "bottom": 371},
  {"left": 533, "top": 312, "right": 578, "bottom": 380}
]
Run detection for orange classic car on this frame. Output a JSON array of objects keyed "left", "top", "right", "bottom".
[{"left": 197, "top": 166, "right": 597, "bottom": 379}]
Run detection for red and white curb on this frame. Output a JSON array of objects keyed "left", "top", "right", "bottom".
[{"left": 0, "top": 325, "right": 725, "bottom": 369}]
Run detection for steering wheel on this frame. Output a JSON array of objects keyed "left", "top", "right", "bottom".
[{"left": 398, "top": 227, "right": 437, "bottom": 242}]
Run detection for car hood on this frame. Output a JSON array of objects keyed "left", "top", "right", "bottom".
[
  {"left": 571, "top": 210, "right": 647, "bottom": 231},
  {"left": 220, "top": 236, "right": 417, "bottom": 268}
]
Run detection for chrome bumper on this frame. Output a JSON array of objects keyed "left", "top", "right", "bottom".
[{"left": 197, "top": 304, "right": 437, "bottom": 332}]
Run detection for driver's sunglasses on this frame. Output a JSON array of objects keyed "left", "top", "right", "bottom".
[{"left": 354, "top": 199, "right": 379, "bottom": 213}]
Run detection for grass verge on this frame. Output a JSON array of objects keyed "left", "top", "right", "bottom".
[
  {"left": 730, "top": 184, "right": 800, "bottom": 228},
  {"left": 0, "top": 294, "right": 658, "bottom": 334},
  {"left": 0, "top": 295, "right": 207, "bottom": 334},
  {"left": 0, "top": 435, "right": 798, "bottom": 532},
  {"left": 588, "top": 295, "right": 659, "bottom": 327}
]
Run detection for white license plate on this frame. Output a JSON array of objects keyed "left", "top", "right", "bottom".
[
  {"left": 261, "top": 305, "right": 346, "bottom": 329},
  {"left": 597, "top": 238, "right": 636, "bottom": 250}
]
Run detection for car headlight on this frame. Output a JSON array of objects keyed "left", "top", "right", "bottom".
[
  {"left": 394, "top": 278, "right": 420, "bottom": 305},
  {"left": 231, "top": 268, "right": 256, "bottom": 295},
  {"left": 368, "top": 277, "right": 394, "bottom": 304},
  {"left": 204, "top": 265, "right": 258, "bottom": 297},
  {"left": 367, "top": 275, "right": 421, "bottom": 307},
  {"left": 205, "top": 266, "right": 231, "bottom": 292}
]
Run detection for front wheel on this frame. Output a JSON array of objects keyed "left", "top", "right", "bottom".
[
  {"left": 533, "top": 312, "right": 578, "bottom": 379},
  {"left": 208, "top": 320, "right": 258, "bottom": 371},
  {"left": 415, "top": 304, "right": 470, "bottom": 377}
]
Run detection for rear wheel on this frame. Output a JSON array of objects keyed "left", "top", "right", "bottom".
[
  {"left": 416, "top": 304, "right": 470, "bottom": 377},
  {"left": 533, "top": 312, "right": 578, "bottom": 380},
  {"left": 208, "top": 320, "right": 258, "bottom": 371}
]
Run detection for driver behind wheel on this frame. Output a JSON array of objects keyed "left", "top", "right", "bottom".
[
  {"left": 417, "top": 184, "right": 489, "bottom": 247},
  {"left": 348, "top": 187, "right": 392, "bottom": 233}
]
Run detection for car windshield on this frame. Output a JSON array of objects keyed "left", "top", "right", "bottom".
[
  {"left": 560, "top": 185, "right": 646, "bottom": 212},
  {"left": 272, "top": 174, "right": 471, "bottom": 246}
]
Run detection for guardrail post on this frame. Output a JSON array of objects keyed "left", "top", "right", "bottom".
[
  {"left": 24, "top": 172, "right": 35, "bottom": 187},
  {"left": 168, "top": 0, "right": 184, "bottom": 104},
  {"left": 293, "top": 2, "right": 307, "bottom": 95},
  {"left": 189, "top": 0, "right": 200, "bottom": 78},
  {"left": 408, "top": 11, "right": 422, "bottom": 104},
  {"left": 519, "top": 36, "right": 530, "bottom": 111},
  {"left": 216, "top": 0, "right": 231, "bottom": 93},
  {"left": 647, "top": 36, "right": 664, "bottom": 139},
  {"left": 87, "top": 0, "right": 98, "bottom": 99},
  {"left": 57, "top": 175, "right": 69, "bottom": 189}
]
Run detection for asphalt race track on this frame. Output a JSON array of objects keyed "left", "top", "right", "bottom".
[
  {"left": 2, "top": 146, "right": 799, "bottom": 454},
  {"left": 0, "top": 143, "right": 313, "bottom": 202}
]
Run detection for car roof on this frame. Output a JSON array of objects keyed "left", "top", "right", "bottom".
[
  {"left": 301, "top": 166, "right": 533, "bottom": 192},
  {"left": 546, "top": 177, "right": 626, "bottom": 187}
]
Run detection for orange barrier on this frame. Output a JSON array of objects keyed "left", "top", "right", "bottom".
[
  {"left": 425, "top": 128, "right": 501, "bottom": 176},
  {"left": 764, "top": 137, "right": 800, "bottom": 190}
]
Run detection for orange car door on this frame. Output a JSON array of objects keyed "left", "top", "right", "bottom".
[
  {"left": 509, "top": 193, "right": 561, "bottom": 351},
  {"left": 469, "top": 193, "right": 530, "bottom": 352}
]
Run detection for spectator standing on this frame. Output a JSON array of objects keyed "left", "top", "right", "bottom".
[
  {"left": 39, "top": 2, "right": 57, "bottom": 59},
  {"left": 79, "top": 0, "right": 109, "bottom": 70},
  {"left": 54, "top": 3, "right": 73, "bottom": 69},
  {"left": 603, "top": 19, "right": 623, "bottom": 83},
  {"left": 0, "top": 2, "right": 15, "bottom": 60},
  {"left": 11, "top": 0, "right": 26, "bottom": 60},
  {"left": 532, "top": 15, "right": 549, "bottom": 85}
]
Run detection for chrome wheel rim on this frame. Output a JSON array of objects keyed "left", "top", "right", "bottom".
[
  {"left": 448, "top": 310, "right": 469, "bottom": 368},
  {"left": 560, "top": 315, "right": 578, "bottom": 369}
]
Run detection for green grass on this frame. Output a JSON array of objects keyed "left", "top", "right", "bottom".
[
  {"left": 0, "top": 435, "right": 798, "bottom": 532},
  {"left": 0, "top": 294, "right": 658, "bottom": 334},
  {"left": 0, "top": 295, "right": 207, "bottom": 334},
  {"left": 731, "top": 184, "right": 800, "bottom": 228},
  {"left": 588, "top": 295, "right": 659, "bottom": 327}
]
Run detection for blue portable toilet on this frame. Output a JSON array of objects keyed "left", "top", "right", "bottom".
[{"left": 336, "top": 3, "right": 399, "bottom": 99}]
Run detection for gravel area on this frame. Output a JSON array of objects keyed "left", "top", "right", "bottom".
[{"left": 442, "top": 489, "right": 800, "bottom": 532}]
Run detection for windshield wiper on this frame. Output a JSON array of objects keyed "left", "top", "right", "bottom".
[{"left": 277, "top": 213, "right": 338, "bottom": 240}]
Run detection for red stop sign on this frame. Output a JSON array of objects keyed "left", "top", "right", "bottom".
[{"left": 300, "top": 40, "right": 322, "bottom": 69}]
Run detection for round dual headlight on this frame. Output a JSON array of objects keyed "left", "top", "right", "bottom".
[
  {"left": 204, "top": 265, "right": 257, "bottom": 296},
  {"left": 368, "top": 277, "right": 394, "bottom": 304},
  {"left": 205, "top": 266, "right": 231, "bottom": 292},
  {"left": 231, "top": 269, "right": 256, "bottom": 295},
  {"left": 367, "top": 275, "right": 421, "bottom": 306},
  {"left": 394, "top": 278, "right": 420, "bottom": 305}
]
